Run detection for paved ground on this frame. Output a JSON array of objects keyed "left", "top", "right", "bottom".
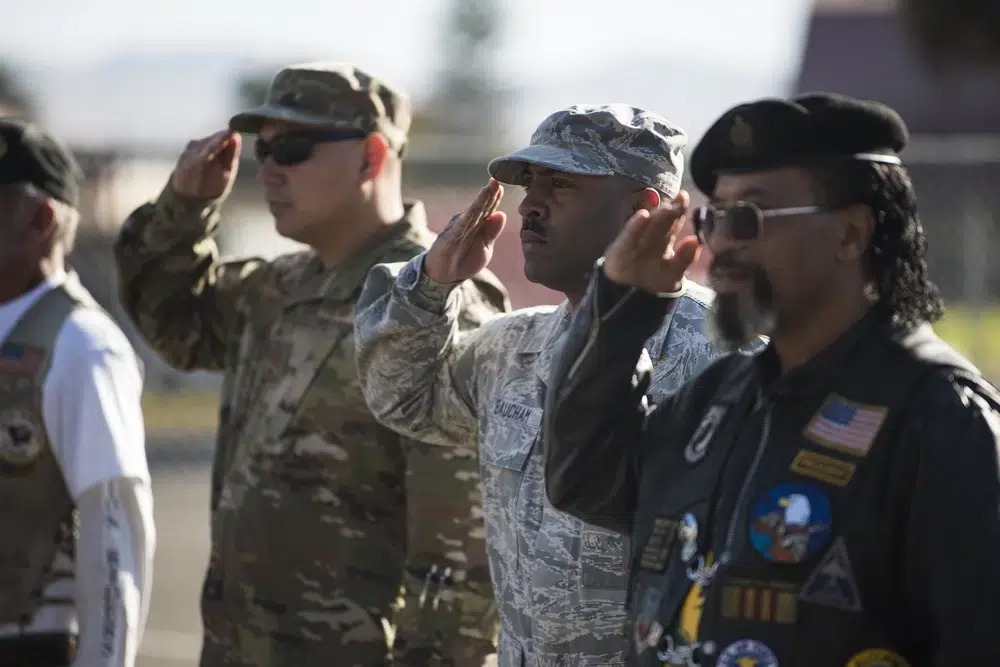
[{"left": 138, "top": 446, "right": 214, "bottom": 667}]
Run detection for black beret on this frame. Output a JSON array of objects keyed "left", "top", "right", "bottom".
[
  {"left": 0, "top": 117, "right": 83, "bottom": 208},
  {"left": 690, "top": 92, "right": 909, "bottom": 195}
]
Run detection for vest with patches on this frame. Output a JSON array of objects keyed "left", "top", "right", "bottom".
[
  {"left": 0, "top": 282, "right": 94, "bottom": 624},
  {"left": 627, "top": 321, "right": 997, "bottom": 667}
]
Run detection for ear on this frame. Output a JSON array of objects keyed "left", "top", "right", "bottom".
[
  {"left": 22, "top": 198, "right": 55, "bottom": 239},
  {"left": 359, "top": 133, "right": 392, "bottom": 182},
  {"left": 632, "top": 187, "right": 661, "bottom": 213},
  {"left": 836, "top": 203, "right": 875, "bottom": 263}
]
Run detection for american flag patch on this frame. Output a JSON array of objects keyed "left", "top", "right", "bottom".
[
  {"left": 803, "top": 395, "right": 887, "bottom": 457},
  {"left": 0, "top": 343, "right": 45, "bottom": 377}
]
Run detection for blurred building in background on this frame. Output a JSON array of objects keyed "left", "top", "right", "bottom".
[
  {"left": 798, "top": 0, "right": 1000, "bottom": 305},
  {"left": 796, "top": 0, "right": 1000, "bottom": 376}
]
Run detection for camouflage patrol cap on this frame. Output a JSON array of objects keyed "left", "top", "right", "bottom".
[
  {"left": 228, "top": 62, "right": 411, "bottom": 150},
  {"left": 488, "top": 104, "right": 687, "bottom": 197}
]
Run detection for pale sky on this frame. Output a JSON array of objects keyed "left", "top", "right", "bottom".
[
  {"left": 0, "top": 0, "right": 814, "bottom": 147},
  {"left": 1, "top": 0, "right": 808, "bottom": 76}
]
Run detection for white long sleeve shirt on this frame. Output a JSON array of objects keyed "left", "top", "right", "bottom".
[{"left": 0, "top": 271, "right": 155, "bottom": 667}]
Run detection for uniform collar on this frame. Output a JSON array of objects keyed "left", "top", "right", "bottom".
[
  {"left": 279, "top": 200, "right": 435, "bottom": 305},
  {"left": 515, "top": 301, "right": 572, "bottom": 387},
  {"left": 517, "top": 301, "right": 571, "bottom": 355}
]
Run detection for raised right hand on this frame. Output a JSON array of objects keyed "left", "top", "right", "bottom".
[
  {"left": 424, "top": 179, "right": 507, "bottom": 284},
  {"left": 170, "top": 129, "right": 242, "bottom": 200},
  {"left": 603, "top": 190, "right": 701, "bottom": 295}
]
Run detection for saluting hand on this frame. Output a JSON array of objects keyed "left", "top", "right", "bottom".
[
  {"left": 170, "top": 129, "right": 242, "bottom": 200},
  {"left": 603, "top": 190, "right": 701, "bottom": 294},
  {"left": 424, "top": 178, "right": 507, "bottom": 284}
]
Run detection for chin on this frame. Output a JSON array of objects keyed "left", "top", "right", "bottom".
[
  {"left": 522, "top": 262, "right": 559, "bottom": 290},
  {"left": 273, "top": 215, "right": 308, "bottom": 242},
  {"left": 522, "top": 261, "right": 543, "bottom": 285},
  {"left": 708, "top": 293, "right": 776, "bottom": 352}
]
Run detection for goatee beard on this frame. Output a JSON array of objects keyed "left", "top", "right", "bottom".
[{"left": 708, "top": 266, "right": 777, "bottom": 352}]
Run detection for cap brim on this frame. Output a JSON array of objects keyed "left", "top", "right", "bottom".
[
  {"left": 487, "top": 144, "right": 614, "bottom": 185},
  {"left": 228, "top": 104, "right": 348, "bottom": 134}
]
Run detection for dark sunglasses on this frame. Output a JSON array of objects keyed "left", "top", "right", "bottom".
[
  {"left": 254, "top": 128, "right": 369, "bottom": 166},
  {"left": 692, "top": 201, "right": 832, "bottom": 248}
]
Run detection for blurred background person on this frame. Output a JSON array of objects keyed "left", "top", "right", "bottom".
[{"left": 0, "top": 118, "right": 154, "bottom": 667}]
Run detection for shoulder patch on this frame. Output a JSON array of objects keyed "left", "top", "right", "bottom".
[
  {"left": 798, "top": 537, "right": 862, "bottom": 612},
  {"left": 0, "top": 410, "right": 44, "bottom": 467}
]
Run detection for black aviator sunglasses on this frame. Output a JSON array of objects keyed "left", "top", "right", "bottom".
[{"left": 254, "top": 128, "right": 369, "bottom": 167}]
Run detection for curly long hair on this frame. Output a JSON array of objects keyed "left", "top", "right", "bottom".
[{"left": 813, "top": 161, "right": 945, "bottom": 328}]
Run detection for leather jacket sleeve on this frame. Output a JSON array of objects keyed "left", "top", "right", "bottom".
[
  {"left": 543, "top": 261, "right": 679, "bottom": 535},
  {"left": 895, "top": 370, "right": 1000, "bottom": 664}
]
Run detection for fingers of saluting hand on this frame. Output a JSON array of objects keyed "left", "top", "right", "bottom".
[
  {"left": 457, "top": 178, "right": 504, "bottom": 245},
  {"left": 638, "top": 190, "right": 690, "bottom": 255}
]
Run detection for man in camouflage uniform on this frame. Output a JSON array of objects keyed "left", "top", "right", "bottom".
[
  {"left": 355, "top": 105, "right": 754, "bottom": 666},
  {"left": 113, "top": 62, "right": 509, "bottom": 667}
]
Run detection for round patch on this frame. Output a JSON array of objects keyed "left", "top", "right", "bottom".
[
  {"left": 0, "top": 410, "right": 43, "bottom": 467},
  {"left": 717, "top": 639, "right": 778, "bottom": 667},
  {"left": 749, "top": 482, "right": 832, "bottom": 564},
  {"left": 846, "top": 648, "right": 910, "bottom": 667}
]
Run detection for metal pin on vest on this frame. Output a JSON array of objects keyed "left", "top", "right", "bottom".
[{"left": 431, "top": 566, "right": 452, "bottom": 611}]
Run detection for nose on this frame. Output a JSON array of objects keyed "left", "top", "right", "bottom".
[
  {"left": 256, "top": 158, "right": 286, "bottom": 188},
  {"left": 517, "top": 187, "right": 548, "bottom": 220}
]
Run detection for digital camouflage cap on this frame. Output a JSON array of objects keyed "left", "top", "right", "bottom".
[
  {"left": 229, "top": 62, "right": 411, "bottom": 151},
  {"left": 488, "top": 103, "right": 687, "bottom": 197}
]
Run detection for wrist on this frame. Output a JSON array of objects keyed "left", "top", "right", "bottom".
[
  {"left": 398, "top": 254, "right": 461, "bottom": 315},
  {"left": 655, "top": 278, "right": 687, "bottom": 299},
  {"left": 422, "top": 260, "right": 449, "bottom": 286}
]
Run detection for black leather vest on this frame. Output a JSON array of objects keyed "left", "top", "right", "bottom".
[{"left": 627, "top": 323, "right": 988, "bottom": 667}]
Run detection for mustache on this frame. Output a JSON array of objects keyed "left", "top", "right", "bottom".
[
  {"left": 709, "top": 252, "right": 756, "bottom": 277},
  {"left": 520, "top": 217, "right": 547, "bottom": 237}
]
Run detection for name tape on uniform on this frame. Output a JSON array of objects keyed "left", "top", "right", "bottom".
[
  {"left": 803, "top": 394, "right": 887, "bottom": 457},
  {"left": 493, "top": 398, "right": 543, "bottom": 430},
  {"left": 789, "top": 449, "right": 857, "bottom": 487}
]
